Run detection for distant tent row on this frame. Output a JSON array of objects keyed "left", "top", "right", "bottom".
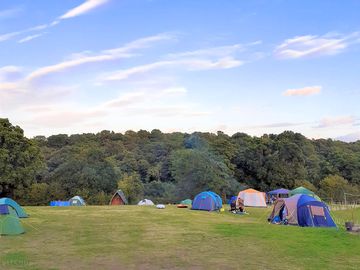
[
  {"left": 0, "top": 198, "right": 27, "bottom": 235},
  {"left": 50, "top": 196, "right": 86, "bottom": 207}
]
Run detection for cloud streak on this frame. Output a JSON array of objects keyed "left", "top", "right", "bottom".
[
  {"left": 275, "top": 32, "right": 360, "bottom": 59},
  {"left": 59, "top": 0, "right": 109, "bottom": 20},
  {"left": 283, "top": 86, "right": 322, "bottom": 96},
  {"left": 316, "top": 116, "right": 356, "bottom": 128}
]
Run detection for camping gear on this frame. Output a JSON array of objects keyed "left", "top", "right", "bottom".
[
  {"left": 109, "top": 190, "right": 128, "bottom": 205},
  {"left": 268, "top": 194, "right": 336, "bottom": 227},
  {"left": 156, "top": 204, "right": 165, "bottom": 209},
  {"left": 0, "top": 198, "right": 28, "bottom": 218},
  {"left": 50, "top": 201, "right": 70, "bottom": 207},
  {"left": 227, "top": 196, "right": 237, "bottom": 205},
  {"left": 0, "top": 204, "right": 25, "bottom": 235},
  {"left": 177, "top": 204, "right": 188, "bottom": 208},
  {"left": 137, "top": 199, "right": 154, "bottom": 206},
  {"left": 192, "top": 191, "right": 222, "bottom": 211},
  {"left": 69, "top": 196, "right": 86, "bottom": 206},
  {"left": 237, "top": 189, "right": 267, "bottom": 207},
  {"left": 180, "top": 199, "right": 192, "bottom": 205}
]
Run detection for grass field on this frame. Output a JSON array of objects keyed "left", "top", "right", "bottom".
[{"left": 1, "top": 205, "right": 359, "bottom": 270}]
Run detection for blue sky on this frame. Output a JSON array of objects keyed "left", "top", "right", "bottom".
[{"left": 0, "top": 0, "right": 360, "bottom": 141}]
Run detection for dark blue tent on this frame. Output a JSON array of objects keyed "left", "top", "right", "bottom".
[{"left": 192, "top": 191, "right": 222, "bottom": 211}]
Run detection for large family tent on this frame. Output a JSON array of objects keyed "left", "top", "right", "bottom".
[
  {"left": 69, "top": 196, "right": 85, "bottom": 206},
  {"left": 192, "top": 191, "right": 222, "bottom": 211},
  {"left": 180, "top": 199, "right": 192, "bottom": 205},
  {"left": 0, "top": 204, "right": 25, "bottom": 235},
  {"left": 290, "top": 187, "right": 321, "bottom": 200},
  {"left": 268, "top": 194, "right": 336, "bottom": 227},
  {"left": 0, "top": 198, "right": 28, "bottom": 218},
  {"left": 237, "top": 189, "right": 267, "bottom": 207},
  {"left": 109, "top": 190, "right": 128, "bottom": 205},
  {"left": 138, "top": 199, "right": 154, "bottom": 206}
]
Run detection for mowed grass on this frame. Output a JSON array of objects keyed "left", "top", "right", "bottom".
[{"left": 1, "top": 205, "right": 359, "bottom": 270}]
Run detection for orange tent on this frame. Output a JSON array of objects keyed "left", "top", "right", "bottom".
[{"left": 237, "top": 188, "right": 267, "bottom": 207}]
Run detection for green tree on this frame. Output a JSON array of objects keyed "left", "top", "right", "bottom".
[
  {"left": 117, "top": 173, "right": 144, "bottom": 204},
  {"left": 0, "top": 118, "right": 44, "bottom": 198}
]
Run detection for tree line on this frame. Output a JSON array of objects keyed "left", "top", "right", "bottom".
[{"left": 0, "top": 118, "right": 359, "bottom": 205}]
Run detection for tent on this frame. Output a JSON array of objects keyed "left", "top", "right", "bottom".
[
  {"left": 237, "top": 189, "right": 267, "bottom": 207},
  {"left": 138, "top": 199, "right": 154, "bottom": 206},
  {"left": 290, "top": 187, "right": 321, "bottom": 200},
  {"left": 268, "top": 188, "right": 289, "bottom": 196},
  {"left": 192, "top": 191, "right": 222, "bottom": 211},
  {"left": 180, "top": 199, "right": 192, "bottom": 205},
  {"left": 0, "top": 198, "right": 28, "bottom": 218},
  {"left": 268, "top": 194, "right": 336, "bottom": 227},
  {"left": 227, "top": 196, "right": 237, "bottom": 205},
  {"left": 69, "top": 196, "right": 85, "bottom": 206},
  {"left": 109, "top": 190, "right": 128, "bottom": 205},
  {"left": 50, "top": 201, "right": 70, "bottom": 207},
  {"left": 0, "top": 204, "right": 25, "bottom": 235}
]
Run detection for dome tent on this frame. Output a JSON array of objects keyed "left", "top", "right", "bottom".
[
  {"left": 237, "top": 189, "right": 267, "bottom": 207},
  {"left": 268, "top": 194, "right": 336, "bottom": 227},
  {"left": 192, "top": 191, "right": 222, "bottom": 211},
  {"left": 69, "top": 196, "right": 86, "bottom": 206},
  {"left": 138, "top": 199, "right": 154, "bottom": 206},
  {"left": 109, "top": 190, "right": 128, "bottom": 205},
  {"left": 0, "top": 204, "right": 25, "bottom": 235},
  {"left": 180, "top": 199, "right": 192, "bottom": 205},
  {"left": 289, "top": 186, "right": 321, "bottom": 201},
  {"left": 0, "top": 198, "right": 28, "bottom": 218}
]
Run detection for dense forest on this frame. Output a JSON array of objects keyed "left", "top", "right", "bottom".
[{"left": 1, "top": 118, "right": 359, "bottom": 205}]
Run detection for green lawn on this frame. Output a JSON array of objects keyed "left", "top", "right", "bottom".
[{"left": 1, "top": 206, "right": 359, "bottom": 270}]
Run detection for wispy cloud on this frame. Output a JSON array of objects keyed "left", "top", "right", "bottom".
[
  {"left": 0, "top": 7, "right": 23, "bottom": 19},
  {"left": 316, "top": 116, "right": 356, "bottom": 128},
  {"left": 59, "top": 0, "right": 109, "bottom": 20},
  {"left": 0, "top": 1, "right": 110, "bottom": 43},
  {"left": 102, "top": 57, "right": 243, "bottom": 81},
  {"left": 283, "top": 85, "right": 322, "bottom": 96},
  {"left": 275, "top": 32, "right": 360, "bottom": 59},
  {"left": 18, "top": 33, "right": 45, "bottom": 44}
]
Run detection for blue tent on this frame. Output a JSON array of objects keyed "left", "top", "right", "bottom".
[
  {"left": 192, "top": 191, "right": 222, "bottom": 211},
  {"left": 268, "top": 188, "right": 289, "bottom": 196},
  {"left": 50, "top": 201, "right": 70, "bottom": 207},
  {"left": 268, "top": 194, "right": 336, "bottom": 227},
  {"left": 227, "top": 196, "right": 237, "bottom": 205},
  {"left": 0, "top": 198, "right": 28, "bottom": 218}
]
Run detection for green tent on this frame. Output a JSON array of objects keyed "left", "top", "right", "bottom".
[
  {"left": 181, "top": 199, "right": 192, "bottom": 205},
  {"left": 289, "top": 187, "right": 321, "bottom": 201},
  {"left": 0, "top": 205, "right": 25, "bottom": 235}
]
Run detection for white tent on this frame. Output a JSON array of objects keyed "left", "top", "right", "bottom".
[
  {"left": 137, "top": 199, "right": 154, "bottom": 206},
  {"left": 156, "top": 204, "right": 165, "bottom": 209},
  {"left": 237, "top": 188, "right": 267, "bottom": 207}
]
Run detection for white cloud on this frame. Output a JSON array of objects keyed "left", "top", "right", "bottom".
[
  {"left": 102, "top": 57, "right": 243, "bottom": 81},
  {"left": 102, "top": 92, "right": 146, "bottom": 108},
  {"left": 25, "top": 34, "right": 171, "bottom": 82},
  {"left": 283, "top": 86, "right": 322, "bottom": 96},
  {"left": 0, "top": 31, "right": 22, "bottom": 42},
  {"left": 59, "top": 0, "right": 109, "bottom": 19},
  {"left": 316, "top": 116, "right": 356, "bottom": 128},
  {"left": 0, "top": 7, "right": 23, "bottom": 19},
  {"left": 275, "top": 32, "right": 360, "bottom": 59},
  {"left": 336, "top": 132, "right": 360, "bottom": 142},
  {"left": 162, "top": 87, "right": 187, "bottom": 95},
  {"left": 18, "top": 33, "right": 45, "bottom": 44}
]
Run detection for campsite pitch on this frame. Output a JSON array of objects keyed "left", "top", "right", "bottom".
[{"left": 1, "top": 206, "right": 359, "bottom": 270}]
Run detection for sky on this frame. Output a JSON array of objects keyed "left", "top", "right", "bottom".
[{"left": 0, "top": 0, "right": 360, "bottom": 141}]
